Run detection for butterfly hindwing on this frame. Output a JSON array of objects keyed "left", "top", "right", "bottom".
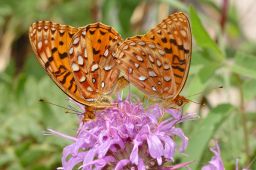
[
  {"left": 68, "top": 23, "right": 123, "bottom": 102},
  {"left": 116, "top": 38, "right": 177, "bottom": 99},
  {"left": 143, "top": 12, "right": 192, "bottom": 97}
]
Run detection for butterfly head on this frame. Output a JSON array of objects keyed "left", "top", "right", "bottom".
[
  {"left": 163, "top": 95, "right": 189, "bottom": 109},
  {"left": 174, "top": 96, "right": 189, "bottom": 107}
]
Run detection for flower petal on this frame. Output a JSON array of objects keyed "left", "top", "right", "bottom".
[
  {"left": 138, "top": 158, "right": 146, "bottom": 170},
  {"left": 170, "top": 128, "right": 188, "bottom": 152},
  {"left": 115, "top": 159, "right": 130, "bottom": 170},
  {"left": 147, "top": 134, "right": 164, "bottom": 159},
  {"left": 202, "top": 143, "right": 224, "bottom": 170},
  {"left": 130, "top": 139, "right": 142, "bottom": 165}
]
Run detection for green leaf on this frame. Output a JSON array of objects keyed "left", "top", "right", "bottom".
[
  {"left": 198, "top": 63, "right": 220, "bottom": 83},
  {"left": 189, "top": 6, "right": 224, "bottom": 62},
  {"left": 161, "top": 0, "right": 188, "bottom": 11},
  {"left": 243, "top": 79, "right": 256, "bottom": 101},
  {"left": 232, "top": 52, "right": 256, "bottom": 79},
  {"left": 182, "top": 104, "right": 234, "bottom": 169}
]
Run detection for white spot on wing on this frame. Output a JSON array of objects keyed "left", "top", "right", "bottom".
[
  {"left": 79, "top": 76, "right": 86, "bottom": 82},
  {"left": 103, "top": 49, "right": 109, "bottom": 57},
  {"left": 148, "top": 55, "right": 154, "bottom": 63},
  {"left": 136, "top": 55, "right": 143, "bottom": 62},
  {"left": 158, "top": 49, "right": 165, "bottom": 56},
  {"left": 139, "top": 76, "right": 147, "bottom": 81},
  {"left": 71, "top": 63, "right": 79, "bottom": 71},
  {"left": 149, "top": 71, "right": 157, "bottom": 77},
  {"left": 37, "top": 41, "right": 42, "bottom": 49},
  {"left": 163, "top": 64, "right": 170, "bottom": 70},
  {"left": 148, "top": 44, "right": 156, "bottom": 49},
  {"left": 69, "top": 47, "right": 74, "bottom": 55},
  {"left": 135, "top": 63, "right": 139, "bottom": 68},
  {"left": 138, "top": 41, "right": 145, "bottom": 46},
  {"left": 86, "top": 98, "right": 95, "bottom": 102},
  {"left": 73, "top": 37, "right": 80, "bottom": 45},
  {"left": 87, "top": 86, "right": 93, "bottom": 92},
  {"left": 101, "top": 81, "right": 105, "bottom": 88},
  {"left": 84, "top": 49, "right": 88, "bottom": 58},
  {"left": 130, "top": 42, "right": 136, "bottom": 46},
  {"left": 128, "top": 68, "right": 133, "bottom": 74},
  {"left": 78, "top": 55, "right": 84, "bottom": 65},
  {"left": 156, "top": 60, "right": 162, "bottom": 67},
  {"left": 164, "top": 76, "right": 171, "bottom": 82},
  {"left": 104, "top": 65, "right": 112, "bottom": 71},
  {"left": 152, "top": 86, "right": 157, "bottom": 91},
  {"left": 91, "top": 64, "right": 99, "bottom": 72},
  {"left": 123, "top": 45, "right": 129, "bottom": 50}
]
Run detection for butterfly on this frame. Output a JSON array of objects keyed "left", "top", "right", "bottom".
[
  {"left": 29, "top": 21, "right": 128, "bottom": 120},
  {"left": 114, "top": 12, "right": 192, "bottom": 108}
]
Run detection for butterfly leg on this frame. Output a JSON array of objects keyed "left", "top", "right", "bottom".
[{"left": 82, "top": 106, "right": 96, "bottom": 122}]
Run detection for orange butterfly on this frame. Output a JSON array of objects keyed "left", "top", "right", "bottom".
[
  {"left": 29, "top": 21, "right": 128, "bottom": 120},
  {"left": 115, "top": 12, "right": 192, "bottom": 108}
]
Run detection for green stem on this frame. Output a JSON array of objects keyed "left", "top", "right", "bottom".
[{"left": 237, "top": 74, "right": 250, "bottom": 159}]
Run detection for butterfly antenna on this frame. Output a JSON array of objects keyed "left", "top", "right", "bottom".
[
  {"left": 65, "top": 110, "right": 83, "bottom": 116},
  {"left": 187, "top": 86, "right": 223, "bottom": 97},
  {"left": 39, "top": 99, "right": 79, "bottom": 113},
  {"left": 186, "top": 98, "right": 205, "bottom": 106}
]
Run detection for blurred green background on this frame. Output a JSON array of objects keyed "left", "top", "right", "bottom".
[{"left": 0, "top": 0, "right": 256, "bottom": 169}]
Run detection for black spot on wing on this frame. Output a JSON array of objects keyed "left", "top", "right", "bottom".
[
  {"left": 89, "top": 30, "right": 96, "bottom": 35},
  {"left": 59, "top": 52, "right": 68, "bottom": 59},
  {"left": 59, "top": 41, "right": 64, "bottom": 46},
  {"left": 60, "top": 72, "right": 71, "bottom": 84},
  {"left": 100, "top": 30, "right": 106, "bottom": 35},
  {"left": 161, "top": 37, "right": 167, "bottom": 43},
  {"left": 93, "top": 48, "right": 100, "bottom": 55},
  {"left": 172, "top": 65, "right": 185, "bottom": 72},
  {"left": 174, "top": 73, "right": 183, "bottom": 79},
  {"left": 164, "top": 47, "right": 172, "bottom": 54},
  {"left": 51, "top": 47, "right": 58, "bottom": 54},
  {"left": 172, "top": 55, "right": 186, "bottom": 65}
]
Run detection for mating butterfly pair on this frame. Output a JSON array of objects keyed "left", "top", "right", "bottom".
[{"left": 29, "top": 12, "right": 192, "bottom": 120}]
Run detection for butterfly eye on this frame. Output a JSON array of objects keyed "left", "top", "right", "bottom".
[{"left": 177, "top": 99, "right": 183, "bottom": 106}]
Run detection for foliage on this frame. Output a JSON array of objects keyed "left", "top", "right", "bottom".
[{"left": 0, "top": 0, "right": 256, "bottom": 169}]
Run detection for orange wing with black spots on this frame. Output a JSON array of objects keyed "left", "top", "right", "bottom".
[
  {"left": 115, "top": 12, "right": 192, "bottom": 107},
  {"left": 143, "top": 12, "right": 192, "bottom": 97},
  {"left": 29, "top": 21, "right": 124, "bottom": 108},
  {"left": 68, "top": 23, "right": 123, "bottom": 102},
  {"left": 29, "top": 21, "right": 87, "bottom": 104}
]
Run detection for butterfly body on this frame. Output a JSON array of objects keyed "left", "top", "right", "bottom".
[
  {"left": 115, "top": 12, "right": 192, "bottom": 109},
  {"left": 29, "top": 21, "right": 128, "bottom": 120}
]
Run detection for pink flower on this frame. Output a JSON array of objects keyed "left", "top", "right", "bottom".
[
  {"left": 202, "top": 143, "right": 224, "bottom": 170},
  {"left": 49, "top": 97, "right": 196, "bottom": 170}
]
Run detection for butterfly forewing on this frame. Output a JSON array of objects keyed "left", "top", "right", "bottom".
[
  {"left": 29, "top": 21, "right": 89, "bottom": 105},
  {"left": 69, "top": 23, "right": 123, "bottom": 102},
  {"left": 116, "top": 38, "right": 177, "bottom": 99}
]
